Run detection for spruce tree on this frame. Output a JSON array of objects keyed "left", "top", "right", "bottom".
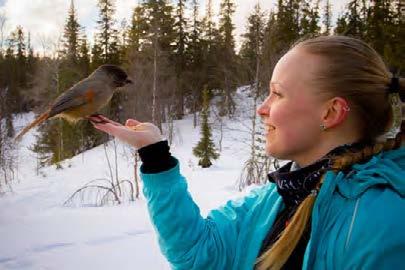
[
  {"left": 4, "top": 27, "right": 21, "bottom": 116},
  {"left": 218, "top": 0, "right": 237, "bottom": 116},
  {"left": 62, "top": 0, "right": 81, "bottom": 63},
  {"left": 26, "top": 32, "right": 36, "bottom": 86},
  {"left": 299, "top": 0, "right": 320, "bottom": 37},
  {"left": 14, "top": 26, "right": 28, "bottom": 112},
  {"left": 142, "top": 0, "right": 176, "bottom": 127},
  {"left": 392, "top": 0, "right": 405, "bottom": 72},
  {"left": 95, "top": 0, "right": 120, "bottom": 64},
  {"left": 238, "top": 4, "right": 271, "bottom": 189},
  {"left": 334, "top": 0, "right": 367, "bottom": 38},
  {"left": 94, "top": 0, "right": 122, "bottom": 122},
  {"left": 240, "top": 3, "right": 266, "bottom": 84},
  {"left": 91, "top": 42, "right": 104, "bottom": 70},
  {"left": 365, "top": 0, "right": 395, "bottom": 60},
  {"left": 193, "top": 88, "right": 219, "bottom": 168},
  {"left": 188, "top": 0, "right": 205, "bottom": 126},
  {"left": 204, "top": 0, "right": 215, "bottom": 44},
  {"left": 201, "top": 0, "right": 221, "bottom": 93},
  {"left": 173, "top": 0, "right": 189, "bottom": 118},
  {"left": 261, "top": 11, "right": 277, "bottom": 88},
  {"left": 322, "top": 0, "right": 332, "bottom": 35},
  {"left": 128, "top": 5, "right": 147, "bottom": 52},
  {"left": 33, "top": 1, "right": 104, "bottom": 167},
  {"left": 78, "top": 36, "right": 90, "bottom": 76},
  {"left": 123, "top": 4, "right": 152, "bottom": 122}
]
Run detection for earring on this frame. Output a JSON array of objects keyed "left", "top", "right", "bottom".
[{"left": 320, "top": 124, "right": 327, "bottom": 131}]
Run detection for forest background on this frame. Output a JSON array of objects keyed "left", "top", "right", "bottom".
[{"left": 0, "top": 0, "right": 404, "bottom": 192}]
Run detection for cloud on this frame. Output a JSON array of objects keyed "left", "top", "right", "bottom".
[
  {"left": 0, "top": 0, "right": 349, "bottom": 55},
  {"left": 0, "top": 0, "right": 99, "bottom": 55}
]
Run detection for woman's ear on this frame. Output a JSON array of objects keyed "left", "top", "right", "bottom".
[{"left": 321, "top": 97, "right": 350, "bottom": 130}]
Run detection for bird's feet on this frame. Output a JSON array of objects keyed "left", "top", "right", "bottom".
[{"left": 87, "top": 114, "right": 109, "bottom": 124}]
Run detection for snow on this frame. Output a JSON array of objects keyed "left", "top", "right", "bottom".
[{"left": 0, "top": 88, "right": 268, "bottom": 270}]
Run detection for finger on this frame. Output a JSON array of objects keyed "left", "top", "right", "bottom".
[
  {"left": 92, "top": 122, "right": 119, "bottom": 136},
  {"left": 100, "top": 115, "right": 122, "bottom": 126},
  {"left": 90, "top": 114, "right": 122, "bottom": 126},
  {"left": 126, "top": 119, "right": 141, "bottom": 126},
  {"left": 88, "top": 116, "right": 108, "bottom": 124}
]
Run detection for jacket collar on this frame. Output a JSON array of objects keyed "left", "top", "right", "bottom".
[{"left": 336, "top": 146, "right": 405, "bottom": 198}]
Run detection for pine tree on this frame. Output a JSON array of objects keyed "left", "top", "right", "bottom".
[
  {"left": 188, "top": 0, "right": 205, "bottom": 126},
  {"left": 173, "top": 0, "right": 189, "bottom": 119},
  {"left": 143, "top": 0, "right": 175, "bottom": 52},
  {"left": 299, "top": 0, "right": 320, "bottom": 37},
  {"left": 193, "top": 88, "right": 219, "bottom": 168},
  {"left": 334, "top": 0, "right": 367, "bottom": 38},
  {"left": 219, "top": 0, "right": 236, "bottom": 52},
  {"left": 94, "top": 0, "right": 122, "bottom": 122},
  {"left": 26, "top": 32, "right": 36, "bottom": 83},
  {"left": 322, "top": 0, "right": 332, "bottom": 35},
  {"left": 128, "top": 5, "right": 147, "bottom": 52},
  {"left": 15, "top": 26, "right": 28, "bottom": 112},
  {"left": 260, "top": 0, "right": 301, "bottom": 95},
  {"left": 238, "top": 4, "right": 271, "bottom": 189},
  {"left": 203, "top": 0, "right": 216, "bottom": 45},
  {"left": 392, "top": 0, "right": 405, "bottom": 73},
  {"left": 78, "top": 35, "right": 90, "bottom": 76},
  {"left": 91, "top": 42, "right": 104, "bottom": 70},
  {"left": 334, "top": 14, "right": 348, "bottom": 34},
  {"left": 142, "top": 0, "right": 176, "bottom": 127},
  {"left": 33, "top": 2, "right": 105, "bottom": 167},
  {"left": 95, "top": 0, "right": 120, "bottom": 64},
  {"left": 218, "top": 0, "right": 237, "bottom": 116},
  {"left": 365, "top": 0, "right": 395, "bottom": 59},
  {"left": 201, "top": 0, "right": 221, "bottom": 93},
  {"left": 276, "top": 0, "right": 300, "bottom": 45},
  {"left": 261, "top": 10, "right": 277, "bottom": 87},
  {"left": 4, "top": 27, "right": 21, "bottom": 116},
  {"left": 240, "top": 3, "right": 266, "bottom": 84},
  {"left": 62, "top": 0, "right": 81, "bottom": 63},
  {"left": 263, "top": 0, "right": 300, "bottom": 63}
]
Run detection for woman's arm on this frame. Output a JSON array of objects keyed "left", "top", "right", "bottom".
[
  {"left": 141, "top": 161, "right": 272, "bottom": 269},
  {"left": 90, "top": 116, "right": 275, "bottom": 269}
]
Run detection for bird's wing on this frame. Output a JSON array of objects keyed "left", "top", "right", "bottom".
[{"left": 49, "top": 79, "right": 105, "bottom": 117}]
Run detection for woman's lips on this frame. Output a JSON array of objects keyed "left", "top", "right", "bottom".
[{"left": 264, "top": 125, "right": 276, "bottom": 133}]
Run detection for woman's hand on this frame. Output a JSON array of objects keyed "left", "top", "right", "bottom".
[{"left": 89, "top": 115, "right": 163, "bottom": 149}]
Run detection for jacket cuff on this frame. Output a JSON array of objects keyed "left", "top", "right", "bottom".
[{"left": 138, "top": 140, "right": 178, "bottom": 174}]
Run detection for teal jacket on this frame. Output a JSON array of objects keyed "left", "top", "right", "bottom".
[{"left": 141, "top": 147, "right": 405, "bottom": 269}]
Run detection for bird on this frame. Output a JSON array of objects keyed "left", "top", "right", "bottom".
[{"left": 14, "top": 64, "right": 132, "bottom": 141}]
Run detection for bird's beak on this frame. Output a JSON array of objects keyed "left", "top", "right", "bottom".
[{"left": 125, "top": 79, "right": 133, "bottom": 84}]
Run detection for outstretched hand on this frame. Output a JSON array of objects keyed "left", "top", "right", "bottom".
[{"left": 88, "top": 115, "right": 163, "bottom": 149}]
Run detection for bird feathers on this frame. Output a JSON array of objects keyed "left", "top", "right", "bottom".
[{"left": 14, "top": 109, "right": 51, "bottom": 141}]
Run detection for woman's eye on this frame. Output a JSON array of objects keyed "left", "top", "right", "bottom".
[{"left": 271, "top": 91, "right": 281, "bottom": 97}]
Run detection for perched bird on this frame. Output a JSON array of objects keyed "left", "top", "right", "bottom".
[{"left": 14, "top": 64, "right": 132, "bottom": 141}]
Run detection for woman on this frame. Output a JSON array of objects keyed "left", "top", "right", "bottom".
[{"left": 91, "top": 36, "right": 405, "bottom": 270}]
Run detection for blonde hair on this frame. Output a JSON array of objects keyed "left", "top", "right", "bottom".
[{"left": 256, "top": 35, "right": 405, "bottom": 270}]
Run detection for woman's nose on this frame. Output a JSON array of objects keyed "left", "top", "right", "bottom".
[{"left": 257, "top": 100, "right": 269, "bottom": 117}]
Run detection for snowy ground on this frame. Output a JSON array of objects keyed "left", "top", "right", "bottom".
[{"left": 0, "top": 88, "right": 266, "bottom": 270}]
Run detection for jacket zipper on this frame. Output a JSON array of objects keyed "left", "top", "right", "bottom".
[{"left": 345, "top": 198, "right": 360, "bottom": 249}]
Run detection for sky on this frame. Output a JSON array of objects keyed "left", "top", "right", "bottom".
[{"left": 0, "top": 0, "right": 350, "bottom": 55}]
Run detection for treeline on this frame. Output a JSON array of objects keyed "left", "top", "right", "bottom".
[{"left": 0, "top": 0, "right": 404, "bottom": 168}]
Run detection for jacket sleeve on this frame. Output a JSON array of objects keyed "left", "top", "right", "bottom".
[{"left": 141, "top": 160, "right": 273, "bottom": 270}]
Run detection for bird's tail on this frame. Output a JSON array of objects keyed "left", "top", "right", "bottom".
[{"left": 14, "top": 109, "right": 51, "bottom": 141}]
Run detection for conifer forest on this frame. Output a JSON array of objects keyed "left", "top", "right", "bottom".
[{"left": 0, "top": 0, "right": 404, "bottom": 191}]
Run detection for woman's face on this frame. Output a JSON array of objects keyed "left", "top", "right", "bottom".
[{"left": 257, "top": 48, "right": 327, "bottom": 163}]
